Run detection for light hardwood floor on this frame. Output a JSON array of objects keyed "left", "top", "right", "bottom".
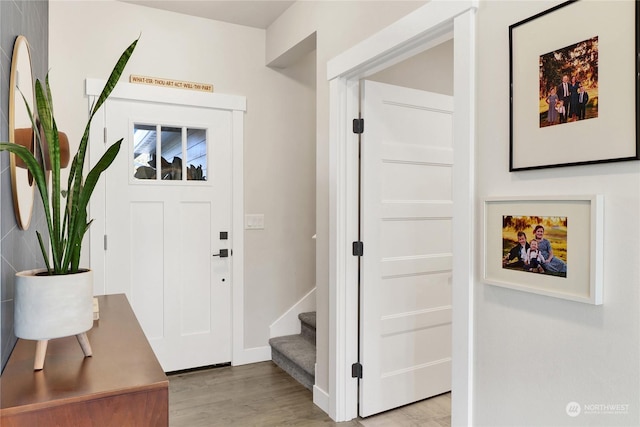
[{"left": 169, "top": 361, "right": 451, "bottom": 426}]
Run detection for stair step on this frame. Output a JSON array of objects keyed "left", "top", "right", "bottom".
[
  {"left": 298, "top": 312, "right": 316, "bottom": 329},
  {"left": 299, "top": 312, "right": 316, "bottom": 344},
  {"left": 269, "top": 334, "right": 315, "bottom": 391}
]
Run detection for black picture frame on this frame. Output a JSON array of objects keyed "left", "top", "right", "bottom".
[{"left": 509, "top": 0, "right": 640, "bottom": 171}]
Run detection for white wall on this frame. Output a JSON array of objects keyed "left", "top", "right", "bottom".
[
  {"left": 267, "top": 0, "right": 427, "bottom": 398},
  {"left": 243, "top": 48, "right": 316, "bottom": 348},
  {"left": 368, "top": 39, "right": 453, "bottom": 95},
  {"left": 475, "top": 1, "right": 640, "bottom": 425},
  {"left": 49, "top": 0, "right": 316, "bottom": 353}
]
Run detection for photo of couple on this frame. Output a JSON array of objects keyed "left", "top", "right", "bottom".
[
  {"left": 539, "top": 36, "right": 598, "bottom": 127},
  {"left": 502, "top": 216, "right": 567, "bottom": 278}
]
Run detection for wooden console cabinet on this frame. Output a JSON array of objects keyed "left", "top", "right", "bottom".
[{"left": 1, "top": 294, "right": 168, "bottom": 426}]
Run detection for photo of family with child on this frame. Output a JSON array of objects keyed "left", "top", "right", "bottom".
[
  {"left": 502, "top": 215, "right": 567, "bottom": 278},
  {"left": 539, "top": 36, "right": 598, "bottom": 128}
]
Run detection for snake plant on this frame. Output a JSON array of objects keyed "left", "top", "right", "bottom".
[{"left": 0, "top": 39, "right": 138, "bottom": 275}]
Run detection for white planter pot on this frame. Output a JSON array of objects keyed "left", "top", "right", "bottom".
[{"left": 14, "top": 269, "right": 94, "bottom": 341}]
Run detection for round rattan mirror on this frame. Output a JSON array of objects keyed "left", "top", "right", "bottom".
[{"left": 9, "top": 35, "right": 36, "bottom": 230}]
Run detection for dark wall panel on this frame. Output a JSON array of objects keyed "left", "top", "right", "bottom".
[{"left": 0, "top": 0, "right": 48, "bottom": 372}]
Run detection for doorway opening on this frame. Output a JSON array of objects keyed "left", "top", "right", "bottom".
[{"left": 326, "top": 2, "right": 476, "bottom": 423}]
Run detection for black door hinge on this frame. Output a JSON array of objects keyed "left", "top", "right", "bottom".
[
  {"left": 353, "top": 118, "right": 364, "bottom": 134},
  {"left": 352, "top": 241, "right": 363, "bottom": 256},
  {"left": 352, "top": 362, "right": 363, "bottom": 379}
]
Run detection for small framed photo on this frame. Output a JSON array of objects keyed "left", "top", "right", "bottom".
[
  {"left": 509, "top": 0, "right": 639, "bottom": 171},
  {"left": 483, "top": 196, "right": 603, "bottom": 305}
]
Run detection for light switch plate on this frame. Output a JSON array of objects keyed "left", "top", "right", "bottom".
[{"left": 245, "top": 214, "right": 265, "bottom": 230}]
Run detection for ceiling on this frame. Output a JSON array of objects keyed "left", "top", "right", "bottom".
[{"left": 119, "top": 1, "right": 296, "bottom": 29}]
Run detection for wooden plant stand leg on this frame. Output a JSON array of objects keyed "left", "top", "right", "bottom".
[
  {"left": 76, "top": 332, "right": 93, "bottom": 357},
  {"left": 34, "top": 340, "right": 48, "bottom": 371},
  {"left": 33, "top": 334, "right": 92, "bottom": 371}
]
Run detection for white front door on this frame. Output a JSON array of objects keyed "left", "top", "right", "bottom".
[
  {"left": 102, "top": 98, "right": 232, "bottom": 372},
  {"left": 359, "top": 80, "right": 453, "bottom": 417}
]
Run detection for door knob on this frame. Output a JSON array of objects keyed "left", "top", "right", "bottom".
[{"left": 212, "top": 249, "right": 229, "bottom": 258}]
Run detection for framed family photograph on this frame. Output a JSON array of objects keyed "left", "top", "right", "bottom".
[
  {"left": 509, "top": 0, "right": 639, "bottom": 171},
  {"left": 483, "top": 196, "right": 603, "bottom": 305}
]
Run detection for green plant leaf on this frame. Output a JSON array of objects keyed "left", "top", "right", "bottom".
[
  {"left": 67, "top": 140, "right": 122, "bottom": 271},
  {"left": 0, "top": 143, "right": 54, "bottom": 267},
  {"left": 18, "top": 89, "right": 47, "bottom": 175},
  {"left": 36, "top": 231, "right": 51, "bottom": 274},
  {"left": 91, "top": 39, "right": 139, "bottom": 118},
  {"left": 35, "top": 79, "right": 64, "bottom": 272},
  {"left": 65, "top": 38, "right": 138, "bottom": 273},
  {"left": 1, "top": 38, "right": 137, "bottom": 274}
]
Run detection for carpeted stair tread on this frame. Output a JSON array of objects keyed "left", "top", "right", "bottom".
[
  {"left": 269, "top": 334, "right": 316, "bottom": 376},
  {"left": 299, "top": 312, "right": 316, "bottom": 345},
  {"left": 298, "top": 312, "right": 316, "bottom": 329},
  {"left": 269, "top": 312, "right": 317, "bottom": 390}
]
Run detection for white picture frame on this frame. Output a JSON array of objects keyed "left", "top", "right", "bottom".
[{"left": 483, "top": 195, "right": 603, "bottom": 305}]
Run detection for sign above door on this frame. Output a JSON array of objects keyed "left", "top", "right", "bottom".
[{"left": 130, "top": 74, "right": 213, "bottom": 92}]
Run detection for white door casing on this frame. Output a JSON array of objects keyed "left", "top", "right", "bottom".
[
  {"left": 326, "top": 1, "right": 476, "bottom": 423},
  {"left": 359, "top": 81, "right": 453, "bottom": 417},
  {"left": 87, "top": 80, "right": 247, "bottom": 369}
]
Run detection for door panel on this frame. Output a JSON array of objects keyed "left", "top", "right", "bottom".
[
  {"left": 104, "top": 98, "right": 231, "bottom": 372},
  {"left": 130, "top": 201, "right": 165, "bottom": 339},
  {"left": 380, "top": 219, "right": 452, "bottom": 257},
  {"left": 360, "top": 80, "right": 453, "bottom": 417},
  {"left": 381, "top": 163, "right": 452, "bottom": 200},
  {"left": 180, "top": 202, "right": 213, "bottom": 335}
]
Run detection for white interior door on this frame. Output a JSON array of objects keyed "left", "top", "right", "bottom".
[
  {"left": 359, "top": 80, "right": 453, "bottom": 417},
  {"left": 103, "top": 98, "right": 232, "bottom": 372}
]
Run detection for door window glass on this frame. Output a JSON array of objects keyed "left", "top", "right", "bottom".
[
  {"left": 186, "top": 128, "right": 207, "bottom": 181},
  {"left": 160, "top": 126, "right": 182, "bottom": 181},
  {"left": 133, "top": 124, "right": 207, "bottom": 182},
  {"left": 133, "top": 124, "right": 157, "bottom": 180}
]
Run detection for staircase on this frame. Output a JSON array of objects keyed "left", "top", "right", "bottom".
[{"left": 269, "top": 312, "right": 316, "bottom": 390}]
